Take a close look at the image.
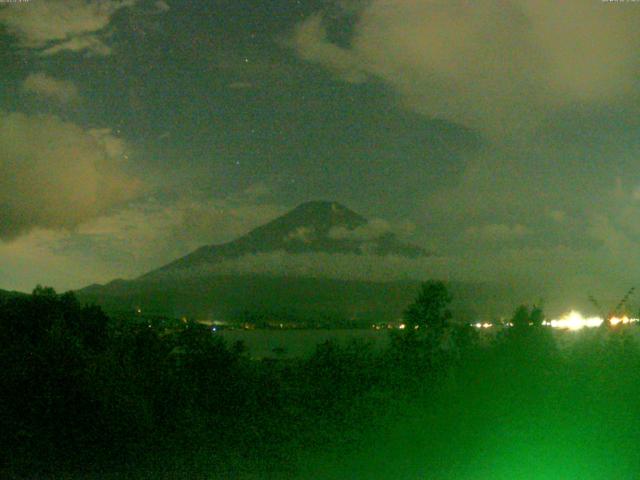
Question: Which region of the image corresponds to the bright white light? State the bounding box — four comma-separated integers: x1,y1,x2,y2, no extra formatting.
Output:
471,310,639,331
610,315,635,326
544,310,638,330
472,322,493,329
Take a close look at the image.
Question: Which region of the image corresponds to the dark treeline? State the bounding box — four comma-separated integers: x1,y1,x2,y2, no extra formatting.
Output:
2,283,640,479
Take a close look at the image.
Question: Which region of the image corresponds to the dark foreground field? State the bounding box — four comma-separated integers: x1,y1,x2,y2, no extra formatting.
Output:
2,288,640,479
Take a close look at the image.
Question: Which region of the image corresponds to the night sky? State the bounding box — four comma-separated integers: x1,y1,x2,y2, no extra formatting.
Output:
1,0,640,312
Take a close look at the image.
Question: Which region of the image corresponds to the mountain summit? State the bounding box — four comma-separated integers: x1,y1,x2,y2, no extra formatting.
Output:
142,201,426,279
78,202,430,322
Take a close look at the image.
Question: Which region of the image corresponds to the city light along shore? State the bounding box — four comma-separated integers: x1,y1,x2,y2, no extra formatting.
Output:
472,311,639,331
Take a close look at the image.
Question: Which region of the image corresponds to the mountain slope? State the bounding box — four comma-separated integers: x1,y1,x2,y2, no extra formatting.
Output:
78,201,432,323
142,200,426,279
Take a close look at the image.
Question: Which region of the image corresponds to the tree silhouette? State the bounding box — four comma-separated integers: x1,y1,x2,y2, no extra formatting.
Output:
510,303,545,330
403,280,452,332
530,304,544,327
511,305,531,330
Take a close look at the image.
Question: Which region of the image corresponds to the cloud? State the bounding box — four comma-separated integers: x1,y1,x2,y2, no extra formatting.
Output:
40,196,287,278
0,111,139,240
285,226,316,243
0,0,135,56
87,127,128,159
0,190,289,291
290,0,640,278
228,81,254,90
290,14,368,84
547,210,567,224
97,228,636,317
151,245,578,293
4,185,638,314
241,181,271,200
40,35,113,56
291,1,640,137
586,183,640,269
153,1,169,13
293,3,640,279
284,227,316,243
328,218,415,241
22,72,80,103
158,250,452,283
174,197,285,245
466,223,530,242
0,228,123,292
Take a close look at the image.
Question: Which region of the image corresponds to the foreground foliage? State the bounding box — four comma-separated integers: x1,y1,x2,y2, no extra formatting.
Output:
2,286,640,479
